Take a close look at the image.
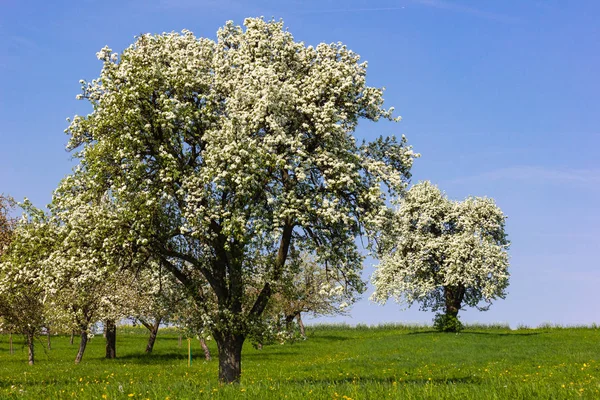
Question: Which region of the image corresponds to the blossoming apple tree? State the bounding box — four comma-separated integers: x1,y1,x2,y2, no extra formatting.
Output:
371,181,510,331
264,252,360,338
0,202,53,365
64,18,417,382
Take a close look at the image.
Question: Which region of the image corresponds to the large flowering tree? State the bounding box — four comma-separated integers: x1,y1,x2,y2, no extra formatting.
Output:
64,18,417,382
371,181,510,331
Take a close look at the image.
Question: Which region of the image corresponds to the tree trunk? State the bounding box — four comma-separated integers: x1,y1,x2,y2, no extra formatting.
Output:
105,319,116,359
70,330,75,345
297,312,306,338
46,327,51,350
199,337,211,361
178,335,182,348
444,285,465,319
26,332,34,365
285,313,296,331
75,330,88,364
9,333,13,354
143,318,161,353
215,333,244,383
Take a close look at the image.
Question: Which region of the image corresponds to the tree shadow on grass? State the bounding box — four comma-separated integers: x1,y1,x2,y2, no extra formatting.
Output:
244,350,303,360
460,331,542,337
407,331,541,337
112,352,187,364
308,335,351,342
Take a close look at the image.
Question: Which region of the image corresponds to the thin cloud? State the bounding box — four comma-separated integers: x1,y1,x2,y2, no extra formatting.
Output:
290,0,518,23
157,0,242,10
296,6,408,14
413,0,521,23
9,35,37,49
0,36,39,70
449,166,600,186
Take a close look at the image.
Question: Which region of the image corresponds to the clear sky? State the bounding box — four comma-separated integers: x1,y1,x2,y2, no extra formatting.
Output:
1,0,598,328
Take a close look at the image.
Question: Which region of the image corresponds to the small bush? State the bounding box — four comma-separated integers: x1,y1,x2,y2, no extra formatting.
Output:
433,313,464,332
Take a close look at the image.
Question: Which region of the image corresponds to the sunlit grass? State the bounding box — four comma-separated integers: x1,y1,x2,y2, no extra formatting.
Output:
1,324,598,399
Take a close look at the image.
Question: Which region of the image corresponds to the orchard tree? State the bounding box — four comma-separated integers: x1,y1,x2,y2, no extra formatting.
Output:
265,253,359,338
64,18,417,382
121,265,187,353
371,181,510,332
0,203,53,365
48,173,143,362
0,194,16,349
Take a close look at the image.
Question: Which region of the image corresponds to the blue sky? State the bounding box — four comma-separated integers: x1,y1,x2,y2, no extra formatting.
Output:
1,0,598,327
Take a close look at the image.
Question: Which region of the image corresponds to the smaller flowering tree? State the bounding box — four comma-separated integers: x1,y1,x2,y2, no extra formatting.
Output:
263,252,360,338
120,265,187,353
47,173,140,363
371,181,510,332
0,202,53,364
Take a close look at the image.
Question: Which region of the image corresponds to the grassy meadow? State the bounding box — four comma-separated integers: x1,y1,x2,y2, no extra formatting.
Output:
0,324,598,399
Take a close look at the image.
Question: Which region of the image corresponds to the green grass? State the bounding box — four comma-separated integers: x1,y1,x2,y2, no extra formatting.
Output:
0,324,599,399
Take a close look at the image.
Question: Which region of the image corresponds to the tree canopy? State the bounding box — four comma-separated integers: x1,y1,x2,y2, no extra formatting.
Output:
371,181,510,331
61,18,417,382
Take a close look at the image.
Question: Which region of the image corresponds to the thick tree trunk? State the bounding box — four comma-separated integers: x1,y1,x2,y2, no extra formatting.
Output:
199,337,211,361
142,318,161,353
105,319,116,359
26,332,34,365
297,312,306,338
9,333,13,354
75,330,88,364
444,285,465,319
70,330,75,345
215,333,244,383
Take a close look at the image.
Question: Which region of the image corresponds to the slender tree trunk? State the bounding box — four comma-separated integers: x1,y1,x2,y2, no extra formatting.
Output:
199,337,211,361
285,313,296,331
70,330,75,345
75,330,88,364
26,331,34,365
9,333,13,354
297,312,306,338
105,319,116,359
178,335,182,348
215,333,245,383
143,318,161,353
46,327,51,350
